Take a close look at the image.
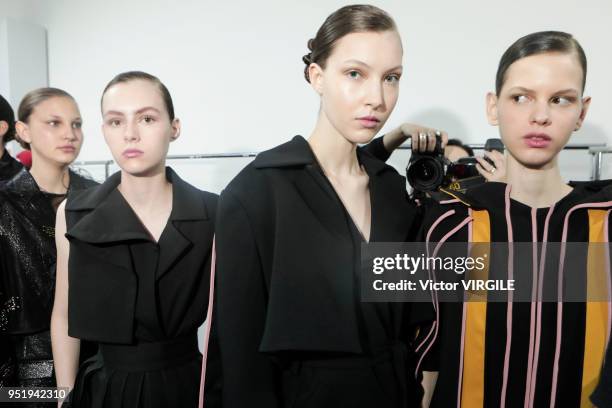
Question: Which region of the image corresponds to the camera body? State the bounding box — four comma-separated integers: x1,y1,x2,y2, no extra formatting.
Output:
406,141,450,192
406,138,504,192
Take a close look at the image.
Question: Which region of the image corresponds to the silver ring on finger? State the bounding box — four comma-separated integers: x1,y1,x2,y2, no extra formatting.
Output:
419,132,426,148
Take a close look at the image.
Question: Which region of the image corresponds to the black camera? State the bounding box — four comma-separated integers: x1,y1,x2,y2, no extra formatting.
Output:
406,138,504,192
406,136,449,192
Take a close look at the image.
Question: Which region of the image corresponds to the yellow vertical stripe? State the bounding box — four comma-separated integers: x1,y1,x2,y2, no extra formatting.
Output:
581,210,609,407
461,209,490,408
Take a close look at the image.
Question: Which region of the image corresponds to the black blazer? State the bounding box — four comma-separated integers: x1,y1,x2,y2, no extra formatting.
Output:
64,168,217,344
215,136,428,406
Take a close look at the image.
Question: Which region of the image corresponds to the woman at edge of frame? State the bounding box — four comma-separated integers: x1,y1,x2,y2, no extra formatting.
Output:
373,31,612,407
0,88,97,407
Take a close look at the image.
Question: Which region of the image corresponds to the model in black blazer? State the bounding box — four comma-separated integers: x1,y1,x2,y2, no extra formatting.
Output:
215,136,432,407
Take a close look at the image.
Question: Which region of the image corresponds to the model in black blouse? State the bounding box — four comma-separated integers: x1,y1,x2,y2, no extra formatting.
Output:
52,72,220,408
214,5,441,408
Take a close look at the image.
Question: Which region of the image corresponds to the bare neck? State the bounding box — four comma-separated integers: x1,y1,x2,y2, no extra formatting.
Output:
29,156,70,194
505,155,572,208
308,116,362,177
117,168,172,212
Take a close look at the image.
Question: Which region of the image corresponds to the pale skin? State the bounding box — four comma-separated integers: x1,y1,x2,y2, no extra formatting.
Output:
0,121,9,156
7,95,84,407
14,96,83,193
306,30,444,406
51,79,180,405
306,30,441,240
486,52,590,208
421,51,591,408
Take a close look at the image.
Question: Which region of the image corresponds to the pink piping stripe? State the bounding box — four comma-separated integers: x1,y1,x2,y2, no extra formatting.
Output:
416,215,471,365
415,212,471,377
528,205,555,407
524,208,538,408
414,209,455,359
605,211,611,348
500,185,514,408
440,198,461,204
198,238,216,408
426,211,457,310
550,201,612,408
456,212,474,407
414,209,457,381
457,300,468,408
415,209,457,356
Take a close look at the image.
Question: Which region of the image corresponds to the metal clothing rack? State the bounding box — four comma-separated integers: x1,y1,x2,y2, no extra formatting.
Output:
73,143,609,181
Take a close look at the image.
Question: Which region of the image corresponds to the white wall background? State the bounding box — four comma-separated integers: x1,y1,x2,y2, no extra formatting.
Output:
1,0,611,191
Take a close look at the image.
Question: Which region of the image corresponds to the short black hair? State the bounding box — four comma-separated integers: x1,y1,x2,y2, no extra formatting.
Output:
0,94,16,145
495,31,587,95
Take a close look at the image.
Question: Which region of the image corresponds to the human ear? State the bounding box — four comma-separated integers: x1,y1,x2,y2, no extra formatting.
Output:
15,121,31,144
486,92,499,126
170,118,181,142
574,96,591,131
308,63,325,95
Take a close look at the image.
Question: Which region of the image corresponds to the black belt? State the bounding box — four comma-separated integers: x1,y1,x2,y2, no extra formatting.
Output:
99,332,200,372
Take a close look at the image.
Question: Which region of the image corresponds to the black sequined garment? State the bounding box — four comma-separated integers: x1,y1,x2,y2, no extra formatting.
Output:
0,150,23,182
0,168,97,407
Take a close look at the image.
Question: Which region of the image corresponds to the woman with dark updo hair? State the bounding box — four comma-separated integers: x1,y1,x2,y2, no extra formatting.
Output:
214,4,438,407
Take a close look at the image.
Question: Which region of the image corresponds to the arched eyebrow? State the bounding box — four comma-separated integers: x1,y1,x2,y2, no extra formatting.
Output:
553,88,580,96
44,114,82,122
506,86,579,95
343,59,402,72
103,107,161,117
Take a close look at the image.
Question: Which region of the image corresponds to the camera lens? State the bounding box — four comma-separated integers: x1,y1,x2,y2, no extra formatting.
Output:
407,157,445,191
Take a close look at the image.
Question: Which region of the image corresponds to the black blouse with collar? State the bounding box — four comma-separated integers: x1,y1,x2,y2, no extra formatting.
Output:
64,167,217,344
215,136,431,406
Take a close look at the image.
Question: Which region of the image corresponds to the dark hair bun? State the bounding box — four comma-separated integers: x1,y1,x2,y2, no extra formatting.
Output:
301,5,396,84
303,39,315,83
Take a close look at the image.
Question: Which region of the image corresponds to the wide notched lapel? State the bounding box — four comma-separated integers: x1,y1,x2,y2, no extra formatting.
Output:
155,169,210,280
254,135,353,242
66,172,148,271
